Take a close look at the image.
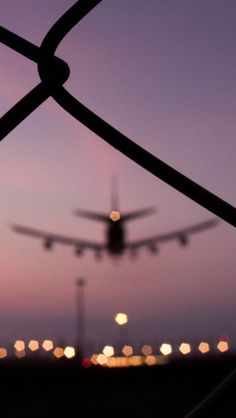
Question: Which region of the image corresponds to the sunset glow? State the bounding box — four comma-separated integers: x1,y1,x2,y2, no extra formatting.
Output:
0,0,235,351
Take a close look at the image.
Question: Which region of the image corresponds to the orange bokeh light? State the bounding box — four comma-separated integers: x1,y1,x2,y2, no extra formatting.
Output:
53,347,64,359
42,339,54,351
198,342,210,354
0,348,7,359
141,345,152,356
14,340,25,351
28,340,39,351
179,343,191,355
122,345,133,356
217,341,229,352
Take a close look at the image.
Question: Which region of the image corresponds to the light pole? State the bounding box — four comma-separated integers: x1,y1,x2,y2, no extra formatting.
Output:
114,312,128,354
75,278,87,357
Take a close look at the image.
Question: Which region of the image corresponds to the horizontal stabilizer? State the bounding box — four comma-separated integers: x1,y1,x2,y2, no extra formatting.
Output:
73,209,108,222
121,207,156,222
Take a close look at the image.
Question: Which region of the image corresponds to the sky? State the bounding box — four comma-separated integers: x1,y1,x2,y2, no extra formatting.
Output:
0,0,235,353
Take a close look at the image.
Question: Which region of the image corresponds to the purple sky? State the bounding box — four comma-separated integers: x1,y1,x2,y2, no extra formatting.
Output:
0,0,235,351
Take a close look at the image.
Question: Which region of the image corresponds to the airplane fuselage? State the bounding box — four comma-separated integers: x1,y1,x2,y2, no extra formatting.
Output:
106,219,125,255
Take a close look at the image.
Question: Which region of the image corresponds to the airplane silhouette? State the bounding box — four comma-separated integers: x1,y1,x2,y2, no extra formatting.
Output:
11,191,219,260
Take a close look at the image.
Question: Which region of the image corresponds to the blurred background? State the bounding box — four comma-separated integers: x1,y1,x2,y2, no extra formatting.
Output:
0,0,235,359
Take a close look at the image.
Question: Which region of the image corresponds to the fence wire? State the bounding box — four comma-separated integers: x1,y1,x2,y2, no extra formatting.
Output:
0,0,235,227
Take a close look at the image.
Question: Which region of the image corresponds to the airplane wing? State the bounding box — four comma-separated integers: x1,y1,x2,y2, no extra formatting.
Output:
11,224,105,258
126,218,219,254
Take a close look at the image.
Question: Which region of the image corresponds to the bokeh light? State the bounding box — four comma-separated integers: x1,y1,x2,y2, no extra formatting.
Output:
198,342,210,354
14,340,25,351
145,355,156,366
96,354,108,366
179,343,191,355
109,210,121,222
160,343,172,356
217,341,229,353
128,356,143,367
114,313,128,325
0,348,7,359
82,358,92,368
102,345,115,357
53,347,64,359
15,350,26,358
141,344,152,356
90,354,99,365
122,345,133,356
42,340,54,351
28,340,39,351
64,346,76,359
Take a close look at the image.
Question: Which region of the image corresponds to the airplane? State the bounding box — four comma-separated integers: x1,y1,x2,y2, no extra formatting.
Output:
11,195,219,260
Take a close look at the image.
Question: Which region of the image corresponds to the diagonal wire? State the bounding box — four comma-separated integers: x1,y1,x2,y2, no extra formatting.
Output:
38,0,236,227
0,0,235,227
54,89,236,227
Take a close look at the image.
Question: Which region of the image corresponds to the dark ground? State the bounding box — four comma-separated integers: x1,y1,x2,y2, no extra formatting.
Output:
0,354,236,418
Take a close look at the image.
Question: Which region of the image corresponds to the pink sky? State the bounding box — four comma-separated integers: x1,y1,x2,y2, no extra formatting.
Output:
0,0,235,351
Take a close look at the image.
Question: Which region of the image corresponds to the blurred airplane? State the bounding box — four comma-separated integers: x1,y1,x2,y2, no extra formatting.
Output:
11,197,218,260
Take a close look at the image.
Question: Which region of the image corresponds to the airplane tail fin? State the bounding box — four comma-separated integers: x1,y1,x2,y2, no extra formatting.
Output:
111,174,119,210
74,176,156,223
73,175,120,223
110,175,156,222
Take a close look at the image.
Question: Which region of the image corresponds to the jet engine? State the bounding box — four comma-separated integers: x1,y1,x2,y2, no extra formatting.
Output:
178,235,189,246
44,238,53,250
75,245,84,256
148,242,158,254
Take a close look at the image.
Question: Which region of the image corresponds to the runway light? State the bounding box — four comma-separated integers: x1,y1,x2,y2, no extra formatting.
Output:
115,313,128,325
14,340,25,351
122,345,133,356
217,341,229,353
53,347,64,359
97,354,108,366
107,357,129,368
0,348,7,359
106,357,116,368
128,356,143,366
28,340,39,351
15,350,26,358
160,343,172,356
141,345,152,356
109,210,121,222
103,345,115,357
91,354,99,365
42,339,53,351
82,358,92,368
198,342,210,354
179,343,191,355
64,346,76,359
145,355,156,366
